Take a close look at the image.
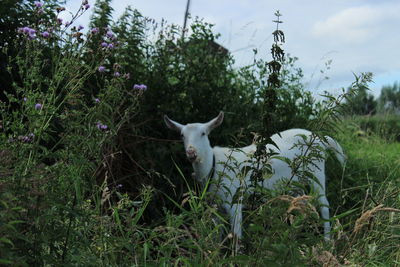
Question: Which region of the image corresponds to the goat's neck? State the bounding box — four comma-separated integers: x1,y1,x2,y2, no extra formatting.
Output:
192,146,214,185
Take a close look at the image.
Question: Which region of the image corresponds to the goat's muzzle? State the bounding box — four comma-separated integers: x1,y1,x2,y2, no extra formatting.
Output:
186,147,197,162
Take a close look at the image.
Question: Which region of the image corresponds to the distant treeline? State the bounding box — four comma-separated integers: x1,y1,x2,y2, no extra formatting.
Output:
346,81,400,115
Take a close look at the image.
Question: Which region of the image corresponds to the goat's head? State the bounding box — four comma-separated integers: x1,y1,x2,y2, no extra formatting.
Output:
164,112,224,163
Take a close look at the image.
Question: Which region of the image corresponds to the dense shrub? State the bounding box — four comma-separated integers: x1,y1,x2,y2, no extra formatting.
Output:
0,2,142,264
1,1,399,266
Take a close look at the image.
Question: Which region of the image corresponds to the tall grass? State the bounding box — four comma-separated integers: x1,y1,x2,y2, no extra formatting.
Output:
0,1,399,266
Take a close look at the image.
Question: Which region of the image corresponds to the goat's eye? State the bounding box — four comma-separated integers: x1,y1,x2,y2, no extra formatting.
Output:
201,132,205,136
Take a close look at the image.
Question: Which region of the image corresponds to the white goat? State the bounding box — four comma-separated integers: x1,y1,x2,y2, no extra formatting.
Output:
164,111,345,240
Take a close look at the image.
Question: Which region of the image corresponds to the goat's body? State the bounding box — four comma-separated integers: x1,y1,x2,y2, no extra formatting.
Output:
164,113,345,241
196,129,345,239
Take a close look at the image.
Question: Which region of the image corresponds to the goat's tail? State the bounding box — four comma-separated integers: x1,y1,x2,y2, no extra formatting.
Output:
324,136,346,166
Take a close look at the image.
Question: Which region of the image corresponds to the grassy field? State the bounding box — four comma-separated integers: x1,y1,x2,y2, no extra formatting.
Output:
1,1,399,263
1,113,400,265
327,120,400,266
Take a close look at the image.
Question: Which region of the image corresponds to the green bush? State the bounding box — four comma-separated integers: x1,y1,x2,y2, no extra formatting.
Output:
0,2,142,264
1,1,399,266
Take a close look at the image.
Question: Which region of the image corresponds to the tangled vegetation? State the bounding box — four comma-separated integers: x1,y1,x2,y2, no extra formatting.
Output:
0,1,399,266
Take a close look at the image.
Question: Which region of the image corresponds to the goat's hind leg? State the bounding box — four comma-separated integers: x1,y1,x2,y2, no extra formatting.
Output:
318,194,331,241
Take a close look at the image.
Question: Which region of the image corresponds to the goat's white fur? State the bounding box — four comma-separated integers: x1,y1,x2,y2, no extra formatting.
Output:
164,111,345,240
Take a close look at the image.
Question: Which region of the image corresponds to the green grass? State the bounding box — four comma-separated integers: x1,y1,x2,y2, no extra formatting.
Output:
1,0,399,264
2,116,399,266
327,120,400,266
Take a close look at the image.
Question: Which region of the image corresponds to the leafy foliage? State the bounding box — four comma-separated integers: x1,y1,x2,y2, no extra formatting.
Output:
344,73,376,115
0,1,399,266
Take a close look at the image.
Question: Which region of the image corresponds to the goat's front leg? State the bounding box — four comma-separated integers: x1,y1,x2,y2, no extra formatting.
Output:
223,203,243,239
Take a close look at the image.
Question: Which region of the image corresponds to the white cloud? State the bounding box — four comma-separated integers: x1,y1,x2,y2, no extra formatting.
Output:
312,6,385,44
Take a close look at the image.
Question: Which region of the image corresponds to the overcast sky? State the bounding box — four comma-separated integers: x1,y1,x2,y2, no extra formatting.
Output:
64,0,400,98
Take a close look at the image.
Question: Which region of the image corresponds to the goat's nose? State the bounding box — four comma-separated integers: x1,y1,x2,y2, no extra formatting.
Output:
186,147,197,162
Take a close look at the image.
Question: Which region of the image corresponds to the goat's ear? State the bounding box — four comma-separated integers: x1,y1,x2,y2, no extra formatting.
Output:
164,115,184,132
206,111,224,134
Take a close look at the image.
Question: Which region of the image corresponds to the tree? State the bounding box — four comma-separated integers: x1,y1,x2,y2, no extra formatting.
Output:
345,81,377,115
377,82,400,114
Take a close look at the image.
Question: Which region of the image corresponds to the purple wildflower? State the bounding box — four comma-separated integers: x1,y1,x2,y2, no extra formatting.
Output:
23,27,31,33
91,27,99,34
113,71,120,77
84,4,90,9
116,184,123,189
64,21,71,27
34,1,43,8
20,133,35,143
107,43,114,49
78,25,84,31
106,30,114,39
98,66,106,72
133,84,147,91
23,97,27,102
19,27,37,40
35,103,42,110
94,98,100,103
41,31,50,38
101,42,108,48
96,122,108,131
57,18,63,25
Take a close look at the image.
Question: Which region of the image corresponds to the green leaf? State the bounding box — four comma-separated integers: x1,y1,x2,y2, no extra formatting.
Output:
0,237,14,247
